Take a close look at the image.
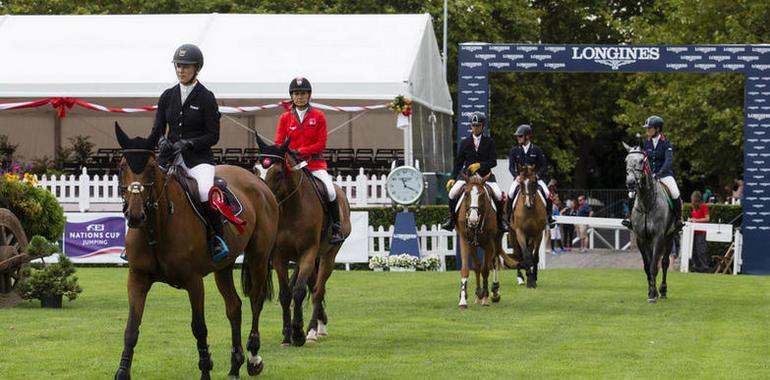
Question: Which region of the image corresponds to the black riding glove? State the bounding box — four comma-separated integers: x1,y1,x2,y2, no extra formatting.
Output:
172,139,194,154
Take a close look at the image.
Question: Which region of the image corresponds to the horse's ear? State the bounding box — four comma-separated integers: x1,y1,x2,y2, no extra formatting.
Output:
115,122,130,149
482,173,491,183
622,141,632,152
255,134,267,149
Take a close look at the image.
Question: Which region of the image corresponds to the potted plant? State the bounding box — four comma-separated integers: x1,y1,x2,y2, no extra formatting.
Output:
368,255,388,271
387,254,419,272
19,236,82,308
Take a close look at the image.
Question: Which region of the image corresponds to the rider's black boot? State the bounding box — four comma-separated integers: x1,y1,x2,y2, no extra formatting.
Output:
441,198,457,231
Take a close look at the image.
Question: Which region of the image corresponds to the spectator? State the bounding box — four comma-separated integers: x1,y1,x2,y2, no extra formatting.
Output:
689,190,710,272
576,195,593,253
561,199,577,252
550,194,564,254
731,178,744,205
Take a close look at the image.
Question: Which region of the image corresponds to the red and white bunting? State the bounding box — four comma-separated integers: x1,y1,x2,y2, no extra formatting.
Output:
0,97,391,118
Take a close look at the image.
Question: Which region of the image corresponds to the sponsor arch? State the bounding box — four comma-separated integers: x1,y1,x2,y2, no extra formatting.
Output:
457,43,770,274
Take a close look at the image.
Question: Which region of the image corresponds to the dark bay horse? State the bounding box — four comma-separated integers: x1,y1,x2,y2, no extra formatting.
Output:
507,165,547,288
455,174,517,309
255,136,351,346
114,124,278,380
624,142,676,303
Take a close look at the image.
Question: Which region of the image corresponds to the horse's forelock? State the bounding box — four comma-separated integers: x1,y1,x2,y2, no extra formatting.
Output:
123,151,154,174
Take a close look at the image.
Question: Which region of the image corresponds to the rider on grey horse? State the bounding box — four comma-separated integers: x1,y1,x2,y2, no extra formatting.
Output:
621,115,684,231
441,112,508,232
505,124,555,228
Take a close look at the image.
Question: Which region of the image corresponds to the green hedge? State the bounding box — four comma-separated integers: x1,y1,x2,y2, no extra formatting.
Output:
352,205,449,229
0,175,65,241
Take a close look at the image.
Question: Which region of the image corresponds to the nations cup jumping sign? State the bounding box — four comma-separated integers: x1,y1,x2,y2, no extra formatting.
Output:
63,213,126,263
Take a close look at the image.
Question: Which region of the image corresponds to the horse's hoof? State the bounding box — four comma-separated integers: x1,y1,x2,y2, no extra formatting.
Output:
517,278,525,286
647,298,657,304
317,322,328,337
474,297,481,304
306,329,318,342
200,371,211,380
491,294,501,303
247,361,264,376
660,294,667,299
115,368,130,380
281,342,291,348
227,369,239,378
458,304,468,310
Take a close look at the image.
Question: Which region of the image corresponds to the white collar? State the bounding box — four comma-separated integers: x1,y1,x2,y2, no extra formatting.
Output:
522,142,531,153
652,135,660,147
179,81,197,92
472,134,482,143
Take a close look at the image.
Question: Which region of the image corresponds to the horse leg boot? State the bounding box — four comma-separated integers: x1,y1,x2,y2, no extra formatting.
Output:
202,202,229,262
622,194,635,230
673,197,684,232
546,197,555,228
327,198,345,244
441,197,458,231
495,198,509,232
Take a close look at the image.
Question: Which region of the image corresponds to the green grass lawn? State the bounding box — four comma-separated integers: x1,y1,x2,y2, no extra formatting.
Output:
2,268,769,379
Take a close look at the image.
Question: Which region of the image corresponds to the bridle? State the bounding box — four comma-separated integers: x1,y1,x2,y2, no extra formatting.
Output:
119,149,171,246
464,179,488,247
626,149,656,214
258,151,308,207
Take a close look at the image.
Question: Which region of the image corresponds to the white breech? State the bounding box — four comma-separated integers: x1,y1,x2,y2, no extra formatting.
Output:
176,155,215,202
311,169,337,201
659,176,680,199
508,178,549,199
449,180,502,201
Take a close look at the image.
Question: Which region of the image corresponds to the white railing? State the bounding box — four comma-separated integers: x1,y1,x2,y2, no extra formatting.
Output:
36,167,391,211
368,224,548,271
679,222,739,274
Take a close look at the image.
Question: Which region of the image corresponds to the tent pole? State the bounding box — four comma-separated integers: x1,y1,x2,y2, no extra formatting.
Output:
248,115,256,148
54,112,62,161
443,0,448,78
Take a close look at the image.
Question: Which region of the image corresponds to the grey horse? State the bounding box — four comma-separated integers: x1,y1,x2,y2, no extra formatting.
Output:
624,142,676,303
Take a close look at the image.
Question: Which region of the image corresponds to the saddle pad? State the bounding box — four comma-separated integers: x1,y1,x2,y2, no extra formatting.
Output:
658,180,674,210
172,167,244,226
512,189,546,211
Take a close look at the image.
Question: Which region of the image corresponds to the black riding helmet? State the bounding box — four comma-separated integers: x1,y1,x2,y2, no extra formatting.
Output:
514,124,533,137
172,44,204,69
643,115,664,132
468,112,486,125
289,77,312,94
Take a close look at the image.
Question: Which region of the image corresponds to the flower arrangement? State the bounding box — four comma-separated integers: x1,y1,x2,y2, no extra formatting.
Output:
369,254,388,270
0,164,64,241
417,255,441,271
388,95,413,116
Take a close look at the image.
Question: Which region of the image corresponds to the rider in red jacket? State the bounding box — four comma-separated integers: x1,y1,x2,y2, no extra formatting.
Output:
275,77,344,244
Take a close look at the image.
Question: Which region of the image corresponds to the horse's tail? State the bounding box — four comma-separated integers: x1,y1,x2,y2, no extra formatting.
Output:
240,253,274,302
498,248,519,268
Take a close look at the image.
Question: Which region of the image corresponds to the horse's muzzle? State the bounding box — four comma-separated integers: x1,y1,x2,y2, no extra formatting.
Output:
126,213,146,228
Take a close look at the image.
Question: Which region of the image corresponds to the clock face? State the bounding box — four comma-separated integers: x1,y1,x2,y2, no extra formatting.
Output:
386,166,424,205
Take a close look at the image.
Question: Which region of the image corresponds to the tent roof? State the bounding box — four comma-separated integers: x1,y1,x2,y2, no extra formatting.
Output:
0,13,452,114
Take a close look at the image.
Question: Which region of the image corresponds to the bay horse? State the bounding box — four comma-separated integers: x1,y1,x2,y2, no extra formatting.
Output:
455,173,517,309
624,142,676,303
114,123,278,380
507,164,547,288
255,135,351,346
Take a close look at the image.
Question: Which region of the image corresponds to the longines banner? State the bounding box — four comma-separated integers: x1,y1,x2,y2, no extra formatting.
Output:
457,43,770,274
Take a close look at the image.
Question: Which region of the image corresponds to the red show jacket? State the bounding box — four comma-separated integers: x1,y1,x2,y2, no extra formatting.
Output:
274,106,328,170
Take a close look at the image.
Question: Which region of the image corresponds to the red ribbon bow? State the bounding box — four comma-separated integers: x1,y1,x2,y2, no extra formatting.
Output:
50,97,76,118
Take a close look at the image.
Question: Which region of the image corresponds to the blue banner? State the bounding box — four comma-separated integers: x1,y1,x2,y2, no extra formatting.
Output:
457,43,770,274
389,212,420,258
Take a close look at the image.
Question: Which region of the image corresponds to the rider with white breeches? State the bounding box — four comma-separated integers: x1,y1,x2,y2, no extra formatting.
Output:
621,115,683,231
506,124,555,227
148,43,228,261
275,77,344,244
441,112,508,232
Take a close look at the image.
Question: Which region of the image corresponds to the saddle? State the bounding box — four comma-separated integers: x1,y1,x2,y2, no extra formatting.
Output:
171,165,245,232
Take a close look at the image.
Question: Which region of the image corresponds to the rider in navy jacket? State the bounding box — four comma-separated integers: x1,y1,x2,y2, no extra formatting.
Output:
622,115,683,231
506,124,554,227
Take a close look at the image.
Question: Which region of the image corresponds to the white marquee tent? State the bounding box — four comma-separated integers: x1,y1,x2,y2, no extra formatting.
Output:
0,13,453,172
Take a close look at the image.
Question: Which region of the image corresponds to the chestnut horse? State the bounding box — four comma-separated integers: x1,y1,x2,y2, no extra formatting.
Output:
455,174,517,309
255,136,351,346
114,124,278,380
507,165,547,289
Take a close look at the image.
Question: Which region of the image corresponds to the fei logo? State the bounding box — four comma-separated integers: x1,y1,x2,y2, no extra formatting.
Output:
86,224,105,232
571,46,660,70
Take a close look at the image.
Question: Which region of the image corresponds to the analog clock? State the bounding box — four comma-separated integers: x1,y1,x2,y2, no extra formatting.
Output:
386,166,424,205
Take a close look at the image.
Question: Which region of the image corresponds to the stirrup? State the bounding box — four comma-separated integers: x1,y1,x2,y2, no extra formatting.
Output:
211,235,229,262
441,218,455,231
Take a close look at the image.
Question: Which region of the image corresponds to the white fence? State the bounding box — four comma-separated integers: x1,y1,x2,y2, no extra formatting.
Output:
36,167,391,211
